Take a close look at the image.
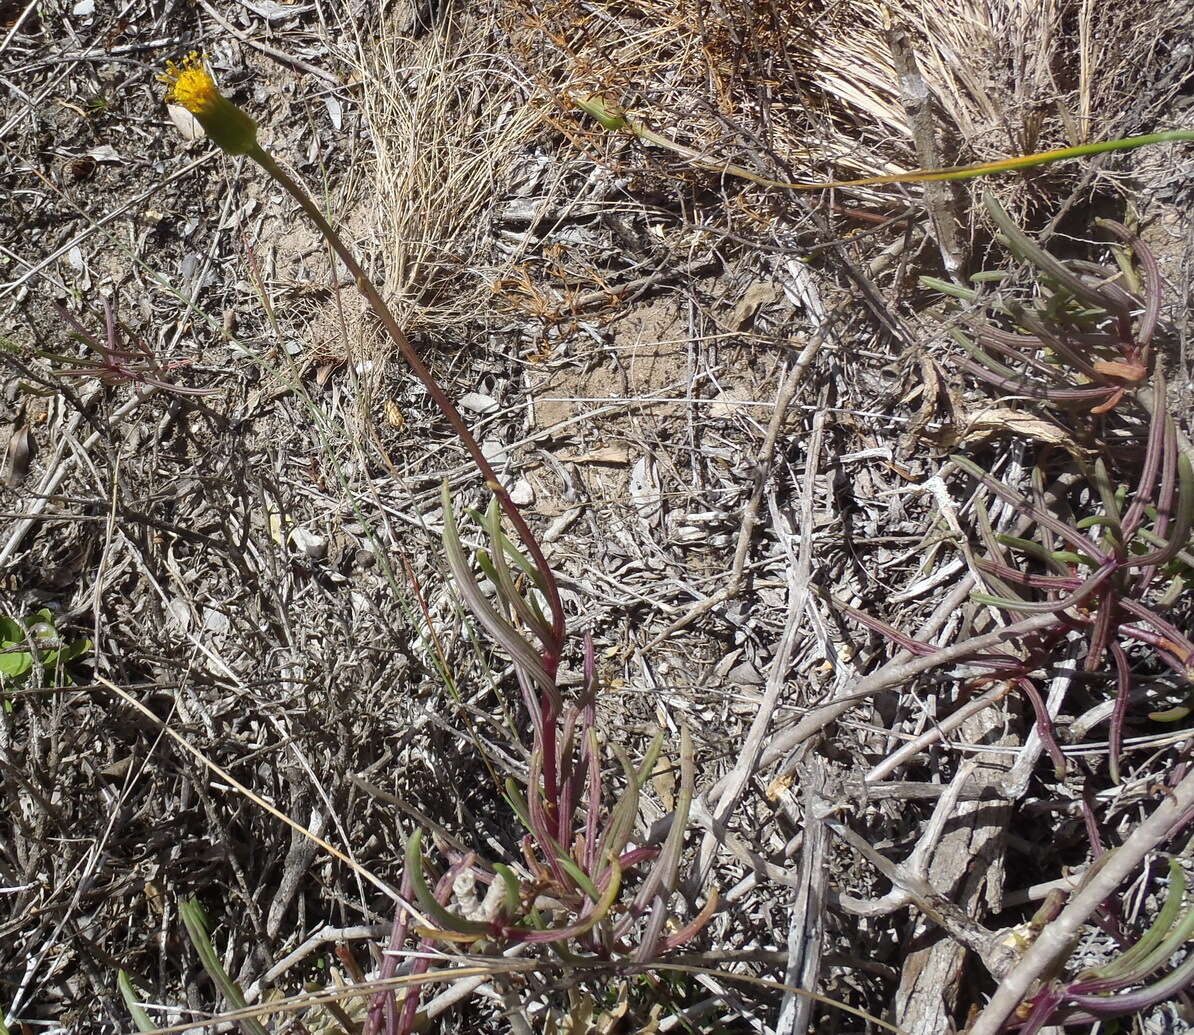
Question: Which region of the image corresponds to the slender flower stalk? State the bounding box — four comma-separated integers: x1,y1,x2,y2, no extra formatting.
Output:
160,54,566,669
574,95,1194,191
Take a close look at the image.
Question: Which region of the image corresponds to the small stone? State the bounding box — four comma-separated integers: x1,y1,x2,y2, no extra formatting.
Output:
459,392,500,414
481,440,508,465
510,477,534,505
202,608,229,635
290,527,327,560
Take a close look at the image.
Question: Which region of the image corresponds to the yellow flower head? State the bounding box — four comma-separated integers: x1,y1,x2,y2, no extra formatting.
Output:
159,52,258,156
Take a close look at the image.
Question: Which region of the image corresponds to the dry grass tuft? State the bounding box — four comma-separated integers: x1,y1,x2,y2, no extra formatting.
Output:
350,2,544,357
500,0,1185,205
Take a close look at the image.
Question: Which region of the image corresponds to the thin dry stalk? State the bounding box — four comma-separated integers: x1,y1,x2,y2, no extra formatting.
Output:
968,766,1194,1034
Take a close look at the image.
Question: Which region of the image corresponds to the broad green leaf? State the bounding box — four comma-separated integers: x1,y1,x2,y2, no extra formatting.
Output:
0,654,31,679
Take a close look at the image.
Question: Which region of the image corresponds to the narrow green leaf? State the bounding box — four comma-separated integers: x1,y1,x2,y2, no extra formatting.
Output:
951,329,1022,380
595,748,641,866
994,534,1077,577
504,778,533,832
483,498,554,650
630,725,696,957
179,899,269,1035
555,855,601,903
1134,529,1194,572
1150,704,1192,722
635,729,666,790
1093,860,1186,981
954,455,1103,559
1126,874,1194,981
1048,551,1090,566
441,482,558,705
1090,459,1124,544
1077,516,1122,532
985,194,1115,312
975,503,1025,603
117,971,155,1032
921,276,979,302
1158,574,1187,608
405,830,489,937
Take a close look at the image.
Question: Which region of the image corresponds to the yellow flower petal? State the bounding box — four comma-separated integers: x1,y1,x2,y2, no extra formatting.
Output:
159,52,258,156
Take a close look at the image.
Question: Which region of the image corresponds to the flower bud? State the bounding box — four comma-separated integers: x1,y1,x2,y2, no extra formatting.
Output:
159,53,258,156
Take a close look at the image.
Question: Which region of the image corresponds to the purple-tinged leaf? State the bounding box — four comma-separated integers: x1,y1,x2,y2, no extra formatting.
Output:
1083,588,1116,672
952,455,1108,562
974,563,1115,616
365,870,414,1035
405,830,489,938
1118,375,1167,544
1013,305,1103,380
526,749,569,888
1107,642,1132,784
826,592,940,655
1015,988,1068,1035
1067,950,1194,1017
965,325,1074,385
662,886,720,950
1124,452,1193,570
1017,676,1067,775
617,846,659,870
584,727,601,874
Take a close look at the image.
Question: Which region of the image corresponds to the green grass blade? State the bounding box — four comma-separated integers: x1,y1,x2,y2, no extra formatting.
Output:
405,830,489,937
117,971,155,1032
179,899,269,1035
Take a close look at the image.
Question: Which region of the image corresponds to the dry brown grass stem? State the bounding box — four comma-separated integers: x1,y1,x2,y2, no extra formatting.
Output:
351,5,543,355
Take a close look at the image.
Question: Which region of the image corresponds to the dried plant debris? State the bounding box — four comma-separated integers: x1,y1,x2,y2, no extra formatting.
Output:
1,1,1193,1034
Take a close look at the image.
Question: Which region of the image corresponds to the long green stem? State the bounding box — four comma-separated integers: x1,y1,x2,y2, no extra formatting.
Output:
249,145,565,666
576,98,1194,191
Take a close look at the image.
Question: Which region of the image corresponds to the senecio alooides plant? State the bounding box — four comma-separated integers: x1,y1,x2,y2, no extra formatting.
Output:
145,52,716,1033
127,52,1194,1035
921,195,1194,777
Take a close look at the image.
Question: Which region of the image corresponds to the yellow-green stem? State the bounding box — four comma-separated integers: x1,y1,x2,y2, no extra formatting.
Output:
576,98,1194,191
